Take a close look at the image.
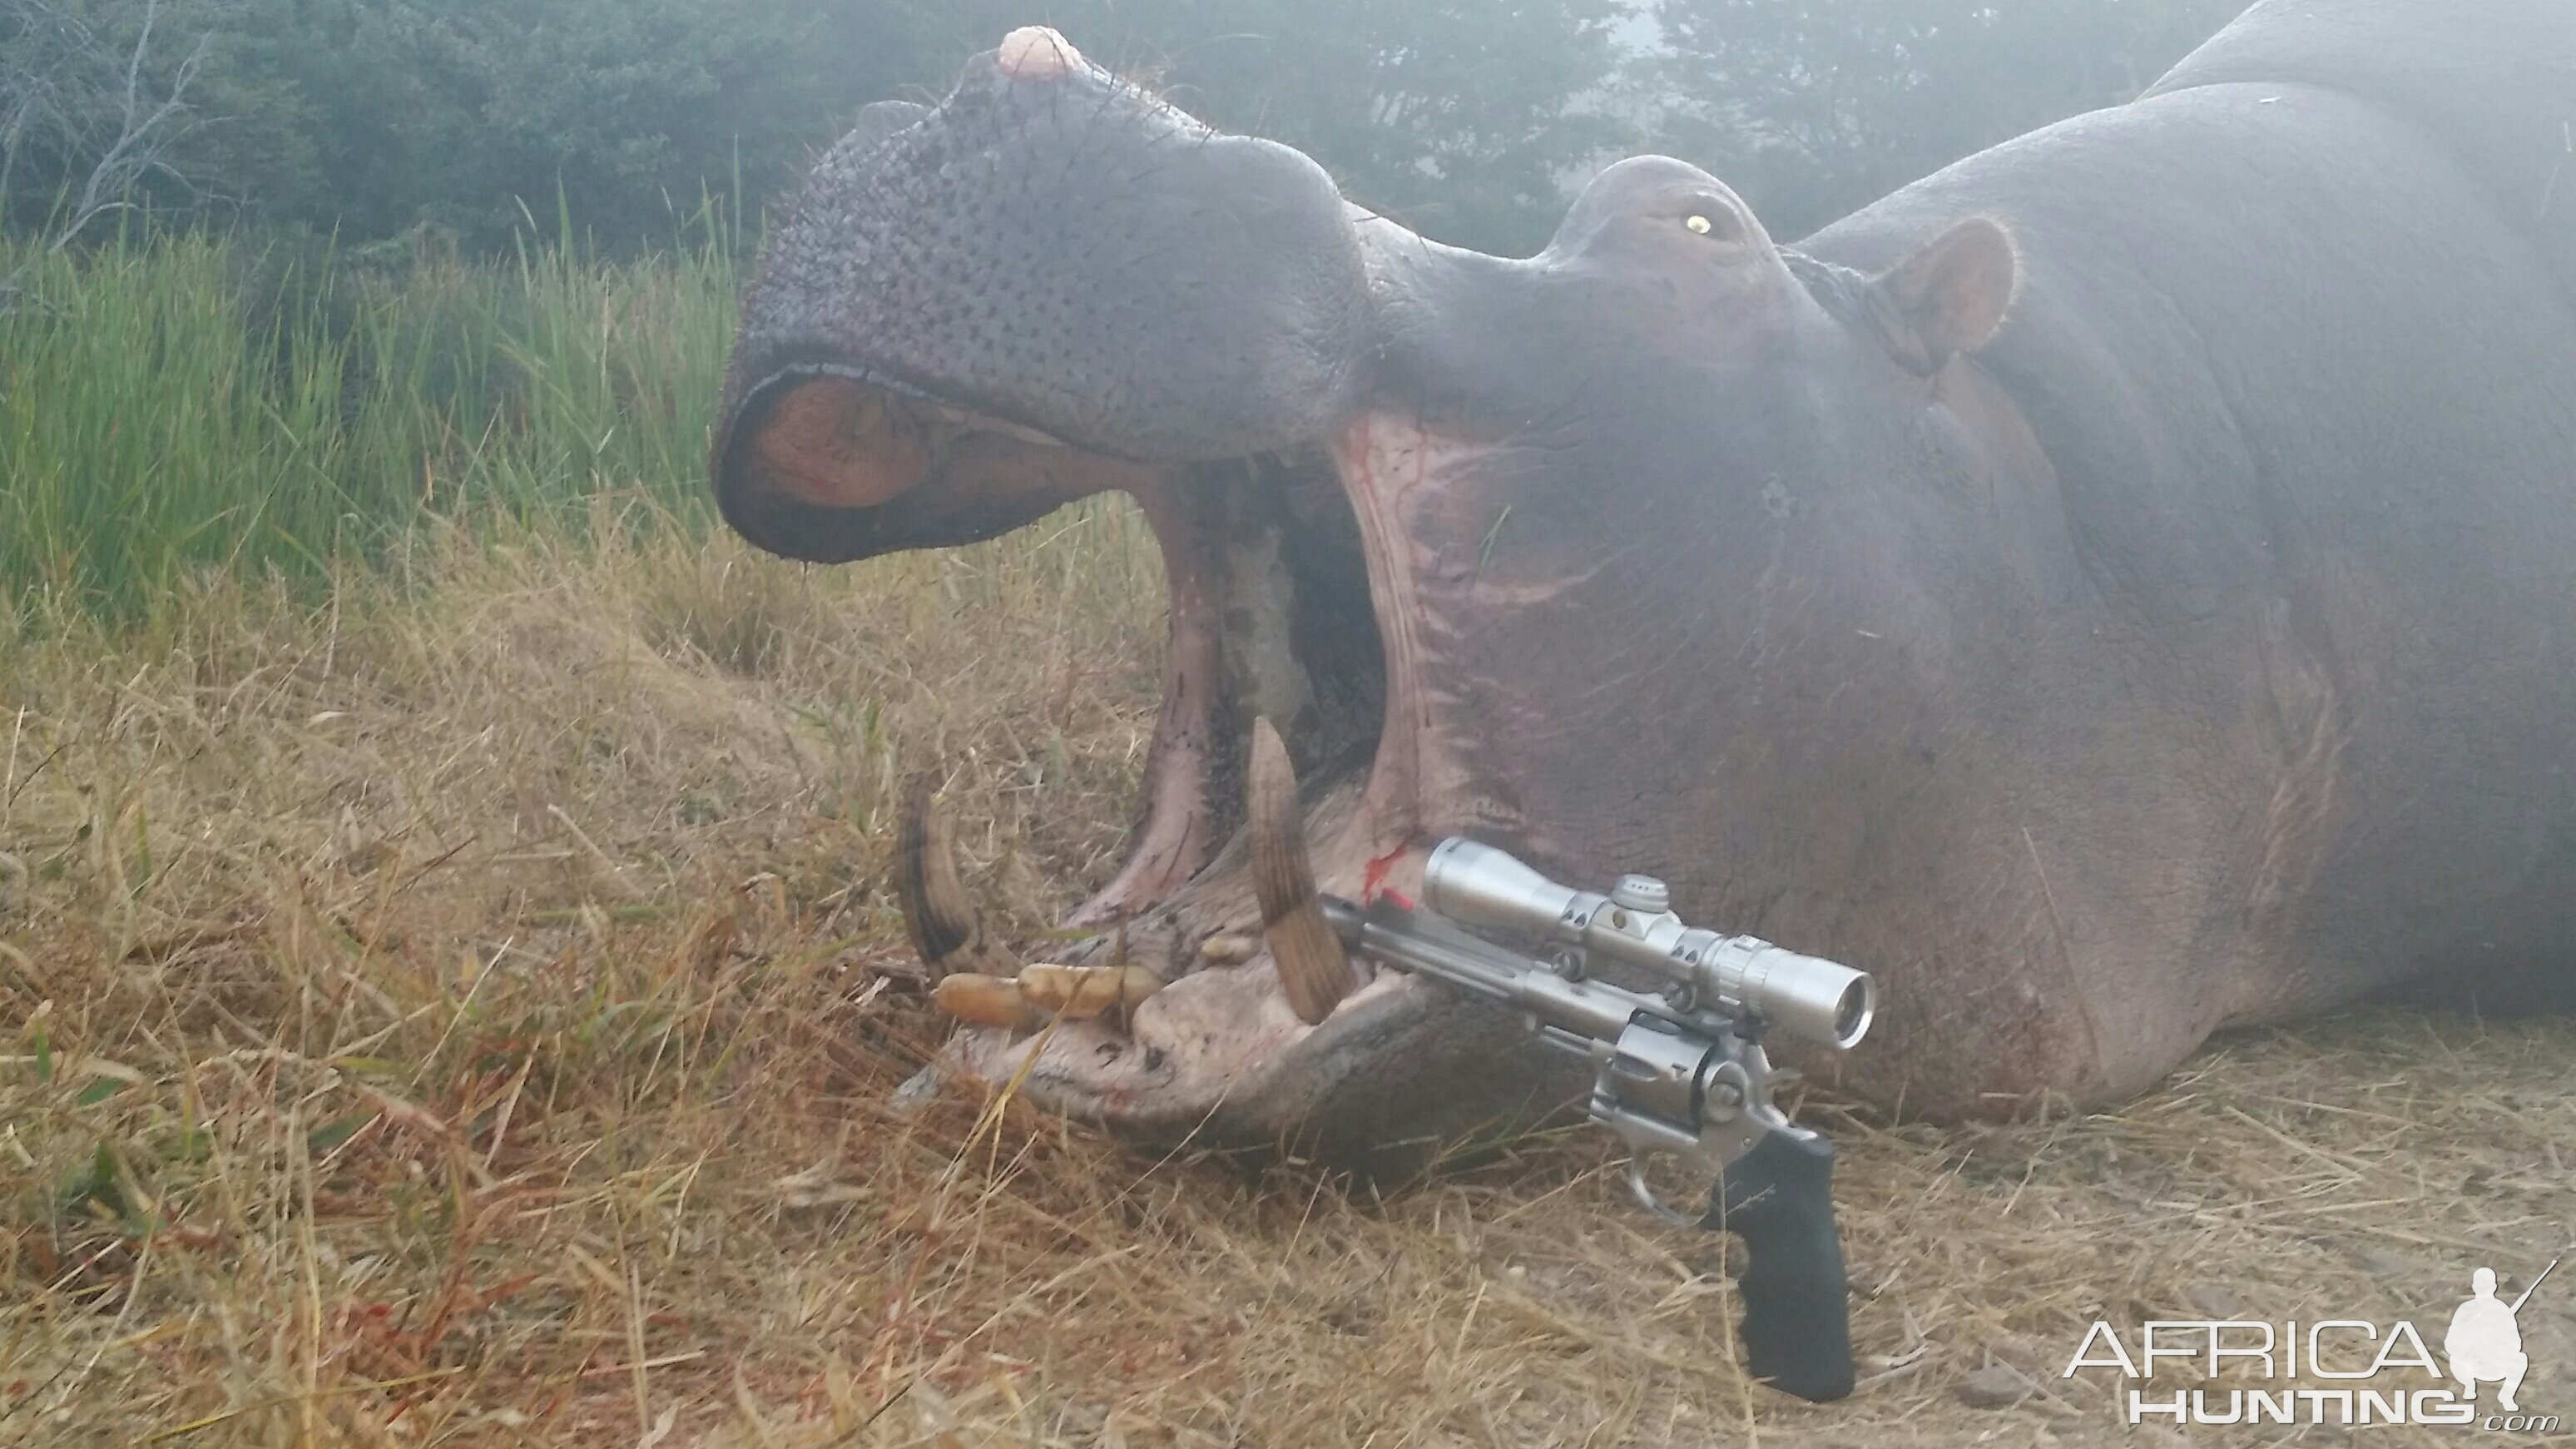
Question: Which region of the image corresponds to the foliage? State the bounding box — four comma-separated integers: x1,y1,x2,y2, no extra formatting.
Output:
0,0,229,248
2,444,2564,1446
0,224,737,616
205,0,939,251
0,0,2259,258
917,0,1640,256
1648,0,2248,238
179,0,1637,258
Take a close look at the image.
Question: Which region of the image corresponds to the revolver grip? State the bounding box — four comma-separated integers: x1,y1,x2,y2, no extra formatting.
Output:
1702,1129,1855,1402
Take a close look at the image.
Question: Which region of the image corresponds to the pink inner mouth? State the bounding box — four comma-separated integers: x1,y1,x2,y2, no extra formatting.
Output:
1064,481,1235,925
1069,410,1507,927
1338,411,1524,861
943,411,1516,1124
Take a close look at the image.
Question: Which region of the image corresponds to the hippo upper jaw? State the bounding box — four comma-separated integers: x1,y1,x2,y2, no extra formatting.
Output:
711,357,1176,565
711,27,1373,565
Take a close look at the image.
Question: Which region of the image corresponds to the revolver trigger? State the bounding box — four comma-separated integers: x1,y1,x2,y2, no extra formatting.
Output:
1625,1154,1703,1230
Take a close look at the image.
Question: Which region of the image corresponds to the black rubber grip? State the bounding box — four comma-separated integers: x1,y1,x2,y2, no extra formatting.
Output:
1702,1129,1855,1402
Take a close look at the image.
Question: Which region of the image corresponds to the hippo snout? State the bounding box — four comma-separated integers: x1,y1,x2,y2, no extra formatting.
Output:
711,27,1374,564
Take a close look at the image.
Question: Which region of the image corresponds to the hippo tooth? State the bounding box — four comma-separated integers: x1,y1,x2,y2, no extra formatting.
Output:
895,774,1020,980
1017,963,1162,1018
931,973,1042,1031
1247,717,1358,1025
995,27,1080,80
1197,933,1259,965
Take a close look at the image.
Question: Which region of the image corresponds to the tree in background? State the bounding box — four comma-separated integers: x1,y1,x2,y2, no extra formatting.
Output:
6,0,1638,259
211,0,940,251
0,0,2255,261
1649,0,2246,239
0,0,230,251
919,0,1637,256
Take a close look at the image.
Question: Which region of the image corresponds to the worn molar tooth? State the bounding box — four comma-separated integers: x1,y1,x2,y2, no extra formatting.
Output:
896,774,1020,980
1197,933,1259,966
1018,963,1162,1018
931,973,1043,1030
996,26,1080,80
1249,716,1358,1025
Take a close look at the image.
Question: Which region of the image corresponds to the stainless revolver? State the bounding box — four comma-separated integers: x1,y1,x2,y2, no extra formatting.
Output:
1320,837,1876,1402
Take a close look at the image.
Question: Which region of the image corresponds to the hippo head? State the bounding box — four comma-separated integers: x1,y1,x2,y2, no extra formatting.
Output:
716,30,2046,1169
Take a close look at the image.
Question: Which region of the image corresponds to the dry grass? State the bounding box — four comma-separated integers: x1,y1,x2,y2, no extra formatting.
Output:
3,508,2572,1447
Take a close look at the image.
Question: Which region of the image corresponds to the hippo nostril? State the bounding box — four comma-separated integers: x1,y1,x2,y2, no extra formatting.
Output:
996,27,1081,81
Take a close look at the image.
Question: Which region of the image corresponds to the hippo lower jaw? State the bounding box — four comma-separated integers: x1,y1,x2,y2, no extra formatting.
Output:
710,338,1507,1163
942,952,1440,1151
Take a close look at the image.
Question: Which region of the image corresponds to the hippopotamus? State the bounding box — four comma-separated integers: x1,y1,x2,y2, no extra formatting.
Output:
711,3,2576,1168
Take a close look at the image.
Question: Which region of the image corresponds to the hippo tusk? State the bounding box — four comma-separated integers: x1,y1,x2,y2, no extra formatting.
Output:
896,774,1019,980
1197,932,1259,965
1248,717,1358,1025
932,973,1043,1031
1018,962,1163,1017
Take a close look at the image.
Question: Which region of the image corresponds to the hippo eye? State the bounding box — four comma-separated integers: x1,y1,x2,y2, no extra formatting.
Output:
1685,214,1713,236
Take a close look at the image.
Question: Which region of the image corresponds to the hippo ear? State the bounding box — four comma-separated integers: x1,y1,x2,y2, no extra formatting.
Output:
1868,216,2019,375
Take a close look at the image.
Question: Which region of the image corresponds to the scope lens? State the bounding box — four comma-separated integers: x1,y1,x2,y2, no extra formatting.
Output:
1832,977,1874,1048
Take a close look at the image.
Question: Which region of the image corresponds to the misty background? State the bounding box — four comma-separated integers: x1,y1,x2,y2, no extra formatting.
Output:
7,0,2247,261
0,0,2248,612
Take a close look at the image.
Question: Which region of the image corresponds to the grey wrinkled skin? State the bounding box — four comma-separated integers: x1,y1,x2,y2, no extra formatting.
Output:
714,54,1370,563
712,3,2576,1171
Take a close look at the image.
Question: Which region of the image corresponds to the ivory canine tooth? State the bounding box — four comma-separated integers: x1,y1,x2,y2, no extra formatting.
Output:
1248,717,1358,1025
1197,933,1258,965
931,973,1043,1030
1017,963,1162,1017
895,774,1020,980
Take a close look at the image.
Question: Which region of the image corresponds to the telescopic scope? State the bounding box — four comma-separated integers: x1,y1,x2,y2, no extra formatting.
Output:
1421,837,1875,1050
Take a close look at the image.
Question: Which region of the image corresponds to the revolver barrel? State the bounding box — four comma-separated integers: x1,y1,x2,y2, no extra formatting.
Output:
1318,896,1638,1047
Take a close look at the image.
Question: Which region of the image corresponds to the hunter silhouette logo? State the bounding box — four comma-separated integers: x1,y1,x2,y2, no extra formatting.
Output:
2447,1261,2554,1412
2061,1258,2562,1430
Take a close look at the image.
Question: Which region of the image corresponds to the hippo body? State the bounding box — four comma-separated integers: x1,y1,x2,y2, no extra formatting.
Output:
714,2,2576,1158
1799,13,2576,1064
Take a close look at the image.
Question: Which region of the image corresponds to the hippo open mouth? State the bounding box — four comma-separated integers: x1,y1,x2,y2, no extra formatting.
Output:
718,342,1558,1172
710,31,1579,1164
713,12,2576,1160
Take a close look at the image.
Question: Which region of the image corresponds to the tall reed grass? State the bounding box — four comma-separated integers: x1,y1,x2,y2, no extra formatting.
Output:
1,226,739,618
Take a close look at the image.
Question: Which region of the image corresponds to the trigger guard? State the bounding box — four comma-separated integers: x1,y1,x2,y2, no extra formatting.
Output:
1626,1156,1702,1229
